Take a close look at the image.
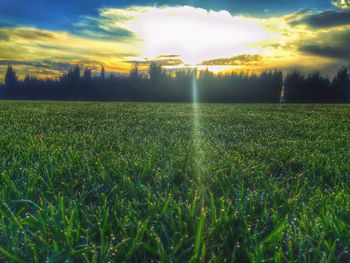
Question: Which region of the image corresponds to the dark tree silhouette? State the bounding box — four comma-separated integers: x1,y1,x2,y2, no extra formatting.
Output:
130,64,140,80
284,70,305,102
5,65,18,91
332,67,350,102
149,62,163,82
1,63,350,103
100,65,105,80
83,68,92,81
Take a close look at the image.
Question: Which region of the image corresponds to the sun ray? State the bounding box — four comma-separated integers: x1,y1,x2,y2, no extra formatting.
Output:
192,69,203,187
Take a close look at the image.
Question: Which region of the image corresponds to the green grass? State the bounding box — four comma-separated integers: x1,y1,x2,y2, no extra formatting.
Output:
0,101,349,262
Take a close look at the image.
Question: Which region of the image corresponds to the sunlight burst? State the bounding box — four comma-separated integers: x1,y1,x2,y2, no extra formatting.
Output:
109,6,277,65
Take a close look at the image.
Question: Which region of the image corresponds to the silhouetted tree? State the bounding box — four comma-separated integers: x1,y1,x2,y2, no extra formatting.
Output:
305,72,332,102
5,65,18,91
149,62,163,82
100,65,105,80
284,70,305,102
83,68,92,81
67,66,80,84
2,64,350,103
199,68,214,79
285,70,333,102
130,64,140,80
332,67,350,102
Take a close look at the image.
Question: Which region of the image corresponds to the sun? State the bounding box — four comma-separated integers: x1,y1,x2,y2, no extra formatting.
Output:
122,6,278,65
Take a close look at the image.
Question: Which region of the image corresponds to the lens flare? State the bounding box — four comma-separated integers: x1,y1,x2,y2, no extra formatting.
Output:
192,70,203,183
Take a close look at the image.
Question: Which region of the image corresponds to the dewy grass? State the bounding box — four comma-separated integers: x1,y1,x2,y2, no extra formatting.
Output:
0,101,349,262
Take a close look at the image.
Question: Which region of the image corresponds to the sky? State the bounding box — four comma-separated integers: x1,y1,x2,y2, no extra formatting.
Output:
0,0,350,80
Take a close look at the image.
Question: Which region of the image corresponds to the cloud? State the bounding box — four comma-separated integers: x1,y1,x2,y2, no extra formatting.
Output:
1,5,350,80
0,60,77,71
0,26,139,73
0,27,57,42
299,29,350,59
74,16,134,40
0,25,142,82
333,0,350,9
95,6,277,64
300,45,350,59
126,55,184,67
290,10,350,28
200,54,263,66
0,33,9,41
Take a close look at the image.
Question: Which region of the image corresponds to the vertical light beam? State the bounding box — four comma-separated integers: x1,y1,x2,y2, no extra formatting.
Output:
192,69,202,184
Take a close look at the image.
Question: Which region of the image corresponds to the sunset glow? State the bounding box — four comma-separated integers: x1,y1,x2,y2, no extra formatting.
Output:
0,1,349,80
122,6,277,64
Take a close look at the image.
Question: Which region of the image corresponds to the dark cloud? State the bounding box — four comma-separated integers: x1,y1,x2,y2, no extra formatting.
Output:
300,45,350,59
0,60,76,71
0,27,57,41
299,30,350,59
0,30,11,42
290,10,350,28
127,55,183,67
200,54,263,66
0,28,57,41
0,33,10,41
16,30,57,40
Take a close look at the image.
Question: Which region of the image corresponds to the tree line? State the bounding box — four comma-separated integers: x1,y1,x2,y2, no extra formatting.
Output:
1,63,349,102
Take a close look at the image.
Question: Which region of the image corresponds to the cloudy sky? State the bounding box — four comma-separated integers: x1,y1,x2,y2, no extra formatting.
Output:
0,0,349,80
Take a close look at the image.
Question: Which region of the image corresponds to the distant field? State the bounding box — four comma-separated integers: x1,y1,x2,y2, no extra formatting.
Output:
0,101,349,262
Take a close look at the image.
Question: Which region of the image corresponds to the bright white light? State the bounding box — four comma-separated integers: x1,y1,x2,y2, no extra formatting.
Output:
100,6,277,65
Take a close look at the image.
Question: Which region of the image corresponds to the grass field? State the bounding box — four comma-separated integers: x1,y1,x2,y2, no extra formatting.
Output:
0,101,349,262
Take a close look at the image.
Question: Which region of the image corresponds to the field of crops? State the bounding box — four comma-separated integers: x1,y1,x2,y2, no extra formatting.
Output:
0,101,349,262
